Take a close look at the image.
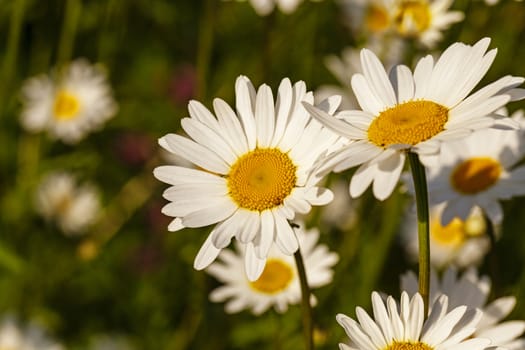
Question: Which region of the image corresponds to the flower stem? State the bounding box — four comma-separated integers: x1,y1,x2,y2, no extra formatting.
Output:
57,0,82,69
407,152,430,316
294,248,313,350
195,0,215,100
0,0,26,118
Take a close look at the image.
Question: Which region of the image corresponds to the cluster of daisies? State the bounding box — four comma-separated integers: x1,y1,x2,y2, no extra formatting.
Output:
19,59,118,237
154,36,525,349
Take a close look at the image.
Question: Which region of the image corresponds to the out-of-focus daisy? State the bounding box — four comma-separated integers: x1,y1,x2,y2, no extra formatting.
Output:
227,0,323,16
426,109,525,225
401,203,492,268
205,224,338,314
336,291,489,350
304,38,525,201
154,75,341,280
392,0,464,48
339,0,463,48
339,0,394,36
20,59,118,144
0,316,63,350
35,171,100,236
401,267,525,349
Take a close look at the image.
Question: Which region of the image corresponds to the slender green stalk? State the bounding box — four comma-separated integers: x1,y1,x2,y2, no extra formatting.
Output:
407,152,430,316
0,0,27,118
294,248,313,350
57,0,82,69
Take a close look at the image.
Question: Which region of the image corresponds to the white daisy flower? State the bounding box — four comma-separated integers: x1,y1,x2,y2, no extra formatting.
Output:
401,203,492,268
227,0,323,16
0,316,64,350
426,109,525,225
205,224,338,314
20,59,118,144
339,0,395,36
336,291,489,350
401,267,525,350
392,0,464,48
35,171,100,236
339,0,463,48
154,75,341,281
304,38,525,201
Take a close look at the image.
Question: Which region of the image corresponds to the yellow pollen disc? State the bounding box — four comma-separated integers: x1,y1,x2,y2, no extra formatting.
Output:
227,148,297,212
451,157,501,195
53,90,81,120
250,259,294,294
366,4,390,33
431,216,466,246
367,100,448,148
394,0,432,35
384,341,434,350
464,213,487,237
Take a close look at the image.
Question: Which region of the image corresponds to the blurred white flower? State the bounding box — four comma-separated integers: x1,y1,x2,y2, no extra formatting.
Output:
227,0,324,16
339,0,464,48
20,59,118,144
401,203,492,268
426,109,525,225
401,267,525,349
0,316,63,350
337,291,489,350
205,224,338,314
35,171,100,236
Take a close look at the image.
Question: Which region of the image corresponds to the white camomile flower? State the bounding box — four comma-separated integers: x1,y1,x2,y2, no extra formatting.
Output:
20,59,118,144
401,203,492,268
205,224,338,314
401,267,525,350
0,316,64,350
228,0,323,16
338,0,395,36
304,38,525,201
426,109,525,225
154,75,342,281
35,172,100,236
392,0,464,48
336,291,489,350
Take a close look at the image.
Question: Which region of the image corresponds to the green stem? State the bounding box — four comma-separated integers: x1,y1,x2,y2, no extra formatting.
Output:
57,0,82,69
294,248,313,350
0,0,26,118
407,152,430,316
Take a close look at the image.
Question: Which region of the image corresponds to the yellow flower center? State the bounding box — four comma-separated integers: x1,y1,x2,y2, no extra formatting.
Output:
431,217,466,246
394,0,432,36
431,210,487,245
227,148,297,212
366,4,390,33
250,259,294,294
367,100,448,148
451,157,501,194
384,341,433,350
53,90,81,120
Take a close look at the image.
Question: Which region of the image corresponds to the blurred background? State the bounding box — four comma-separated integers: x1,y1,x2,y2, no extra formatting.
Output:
0,0,525,348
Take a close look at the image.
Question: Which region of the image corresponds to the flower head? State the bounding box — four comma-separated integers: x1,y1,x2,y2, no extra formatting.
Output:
35,171,100,236
425,109,525,225
228,0,322,16
304,38,525,201
20,59,118,144
401,267,525,349
154,75,341,280
337,291,489,350
0,316,63,350
205,224,338,314
401,203,492,268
